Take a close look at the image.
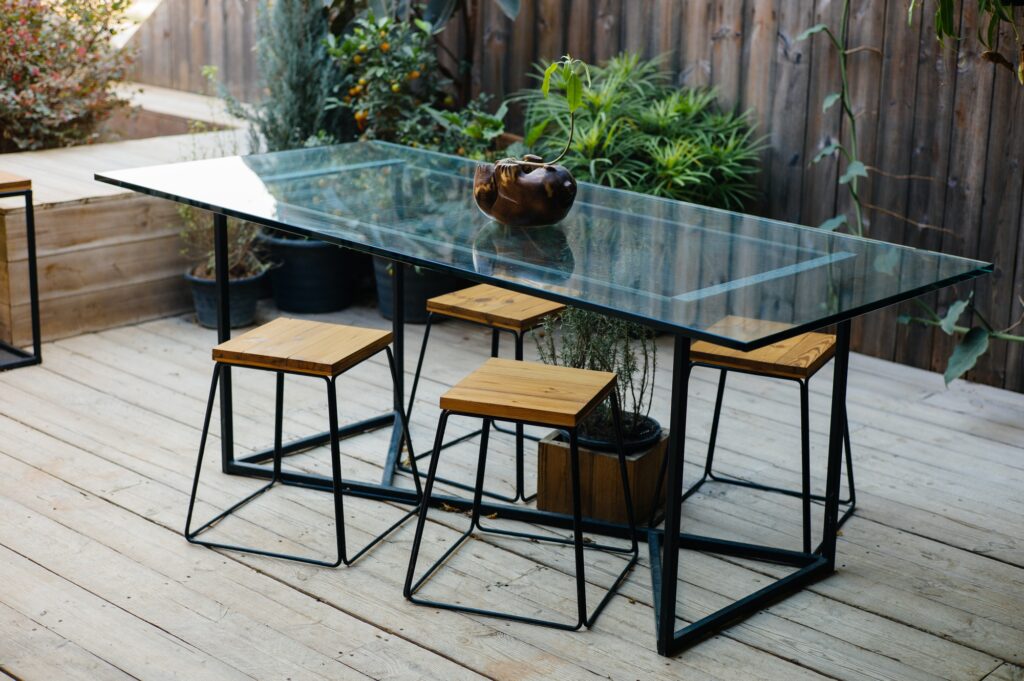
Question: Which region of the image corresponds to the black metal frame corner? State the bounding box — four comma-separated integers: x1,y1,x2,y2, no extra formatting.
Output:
185,346,421,566
0,186,42,371
401,310,541,503
404,392,639,630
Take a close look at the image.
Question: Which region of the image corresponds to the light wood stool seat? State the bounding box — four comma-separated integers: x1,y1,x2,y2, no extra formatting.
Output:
679,316,854,553
441,358,615,427
405,358,638,631
186,318,417,567
406,285,567,503
426,284,566,332
0,171,32,193
213,317,392,377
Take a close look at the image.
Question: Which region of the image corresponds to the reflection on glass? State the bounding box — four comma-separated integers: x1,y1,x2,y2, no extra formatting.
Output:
96,140,991,347
471,222,575,287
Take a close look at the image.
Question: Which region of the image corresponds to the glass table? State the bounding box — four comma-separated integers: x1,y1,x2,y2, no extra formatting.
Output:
96,141,990,656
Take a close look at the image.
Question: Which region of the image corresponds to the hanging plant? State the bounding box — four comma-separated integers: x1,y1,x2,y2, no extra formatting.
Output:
910,0,1024,84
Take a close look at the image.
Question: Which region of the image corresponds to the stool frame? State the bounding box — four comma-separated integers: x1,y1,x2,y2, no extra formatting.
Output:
0,185,42,371
403,311,541,503
185,346,420,567
655,361,855,554
404,392,639,631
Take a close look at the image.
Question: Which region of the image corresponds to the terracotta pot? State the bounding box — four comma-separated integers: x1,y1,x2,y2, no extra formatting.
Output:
473,157,577,227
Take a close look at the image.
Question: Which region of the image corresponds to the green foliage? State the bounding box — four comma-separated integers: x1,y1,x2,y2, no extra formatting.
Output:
211,0,347,152
325,13,506,157
909,0,1024,84
536,308,656,442
400,96,507,158
326,13,448,140
516,53,762,211
0,0,133,152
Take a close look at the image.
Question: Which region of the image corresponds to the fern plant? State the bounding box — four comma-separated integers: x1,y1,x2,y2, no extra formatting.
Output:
514,53,763,211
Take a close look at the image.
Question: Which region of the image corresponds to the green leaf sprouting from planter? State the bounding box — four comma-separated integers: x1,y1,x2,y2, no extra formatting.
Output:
944,326,989,386
940,294,972,335
839,160,867,185
819,214,847,231
822,92,841,112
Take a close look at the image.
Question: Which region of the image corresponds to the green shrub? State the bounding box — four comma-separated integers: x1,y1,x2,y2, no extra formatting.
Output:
0,0,132,152
516,53,762,210
325,13,506,158
212,0,348,152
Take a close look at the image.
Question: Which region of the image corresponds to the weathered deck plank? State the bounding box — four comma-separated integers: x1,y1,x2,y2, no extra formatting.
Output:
0,305,1022,680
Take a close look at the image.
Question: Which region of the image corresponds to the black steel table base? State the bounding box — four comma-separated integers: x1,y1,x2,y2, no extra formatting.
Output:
0,188,41,371
209,210,852,656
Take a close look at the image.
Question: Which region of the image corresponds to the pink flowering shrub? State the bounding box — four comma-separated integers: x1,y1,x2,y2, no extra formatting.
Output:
0,0,132,152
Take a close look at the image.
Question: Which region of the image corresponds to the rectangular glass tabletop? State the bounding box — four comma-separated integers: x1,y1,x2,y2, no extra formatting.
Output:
96,141,991,349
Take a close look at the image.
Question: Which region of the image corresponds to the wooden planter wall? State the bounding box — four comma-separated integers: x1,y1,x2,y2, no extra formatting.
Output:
0,196,190,347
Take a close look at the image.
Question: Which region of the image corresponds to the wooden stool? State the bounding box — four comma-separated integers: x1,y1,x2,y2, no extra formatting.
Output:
185,317,419,566
404,358,638,630
678,316,855,553
404,284,565,503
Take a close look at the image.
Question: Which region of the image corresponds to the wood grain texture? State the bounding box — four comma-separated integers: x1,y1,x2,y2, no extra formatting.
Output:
441,357,616,427
691,316,836,379
536,429,667,523
426,283,565,331
213,317,392,377
0,172,30,193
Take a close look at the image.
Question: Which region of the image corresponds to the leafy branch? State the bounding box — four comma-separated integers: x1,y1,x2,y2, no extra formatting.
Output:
909,0,1024,84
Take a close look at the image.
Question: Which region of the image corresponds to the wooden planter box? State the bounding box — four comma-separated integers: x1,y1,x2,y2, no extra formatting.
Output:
536,429,668,524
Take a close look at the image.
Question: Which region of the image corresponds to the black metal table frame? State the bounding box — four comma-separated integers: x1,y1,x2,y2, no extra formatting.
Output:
207,210,853,657
0,187,42,371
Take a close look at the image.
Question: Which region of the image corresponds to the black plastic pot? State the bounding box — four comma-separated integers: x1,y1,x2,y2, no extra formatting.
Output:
569,414,663,456
185,269,267,329
372,257,468,323
261,232,355,313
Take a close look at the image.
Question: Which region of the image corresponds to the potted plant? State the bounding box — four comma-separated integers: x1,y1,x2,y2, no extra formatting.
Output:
534,307,667,523
180,207,271,329
259,229,359,313
472,55,588,227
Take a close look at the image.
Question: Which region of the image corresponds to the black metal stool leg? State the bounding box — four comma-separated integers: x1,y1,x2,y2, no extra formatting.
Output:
469,419,493,531
799,379,812,554
405,411,461,597
326,377,347,567
704,368,728,482
185,364,223,538
273,372,284,484
567,428,589,629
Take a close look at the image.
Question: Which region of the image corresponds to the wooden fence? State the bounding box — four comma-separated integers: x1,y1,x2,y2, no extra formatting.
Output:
129,0,1024,392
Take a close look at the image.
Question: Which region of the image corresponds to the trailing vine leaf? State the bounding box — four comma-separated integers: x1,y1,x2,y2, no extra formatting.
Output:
944,326,990,385
839,160,867,185
819,214,848,231
940,294,972,334
822,92,841,112
873,249,900,275
813,141,840,164
494,0,520,19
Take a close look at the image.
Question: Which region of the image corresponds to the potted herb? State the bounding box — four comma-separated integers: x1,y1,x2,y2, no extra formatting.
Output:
473,55,589,227
534,307,666,523
180,208,271,329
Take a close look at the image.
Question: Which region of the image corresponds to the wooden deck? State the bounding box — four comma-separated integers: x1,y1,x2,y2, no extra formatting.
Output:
0,303,1021,680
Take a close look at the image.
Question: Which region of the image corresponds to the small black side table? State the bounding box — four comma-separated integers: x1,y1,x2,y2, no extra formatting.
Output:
0,172,41,370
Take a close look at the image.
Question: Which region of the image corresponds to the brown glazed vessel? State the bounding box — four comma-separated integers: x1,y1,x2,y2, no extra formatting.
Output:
473,155,577,227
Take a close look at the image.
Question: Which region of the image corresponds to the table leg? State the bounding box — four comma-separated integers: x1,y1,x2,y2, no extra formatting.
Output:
819,319,851,568
214,212,235,473
655,335,691,654
382,259,405,486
